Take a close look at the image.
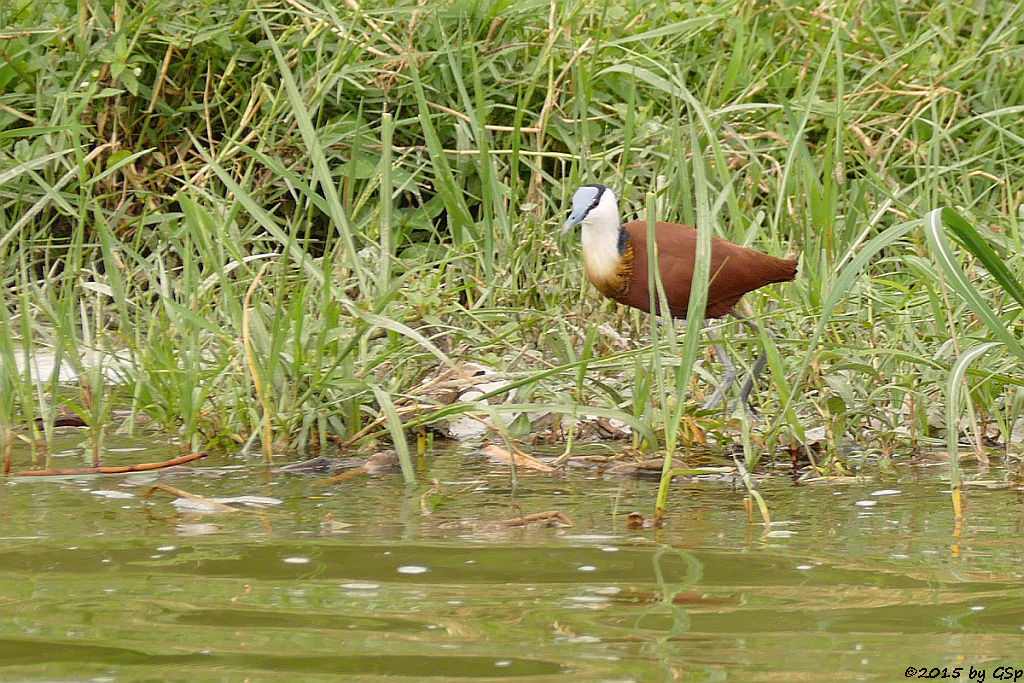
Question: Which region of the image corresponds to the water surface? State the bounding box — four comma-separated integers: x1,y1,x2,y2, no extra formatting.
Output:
1,440,1021,680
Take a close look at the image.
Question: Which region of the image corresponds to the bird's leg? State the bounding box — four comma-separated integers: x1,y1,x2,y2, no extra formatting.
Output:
737,350,768,414
728,310,775,416
702,324,738,411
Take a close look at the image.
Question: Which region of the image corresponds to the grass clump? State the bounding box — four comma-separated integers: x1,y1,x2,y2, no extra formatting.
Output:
0,0,1023,487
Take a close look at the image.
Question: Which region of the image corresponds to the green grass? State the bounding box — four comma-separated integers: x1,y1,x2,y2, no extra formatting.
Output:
2,0,1024,494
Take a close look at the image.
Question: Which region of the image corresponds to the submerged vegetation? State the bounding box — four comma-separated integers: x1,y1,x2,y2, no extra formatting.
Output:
1,0,1023,491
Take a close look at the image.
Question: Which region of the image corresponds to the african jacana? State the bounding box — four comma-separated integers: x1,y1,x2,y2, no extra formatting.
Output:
561,184,797,412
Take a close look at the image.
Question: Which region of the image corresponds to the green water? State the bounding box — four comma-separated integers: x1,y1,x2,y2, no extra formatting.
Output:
1,441,1022,680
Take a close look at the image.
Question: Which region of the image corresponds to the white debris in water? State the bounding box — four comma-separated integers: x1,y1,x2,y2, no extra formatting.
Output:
870,489,901,496
89,489,135,499
172,498,226,513
564,636,602,644
577,565,597,572
562,534,618,543
169,495,282,513
766,530,795,538
283,556,311,565
854,500,877,507
568,595,609,603
396,565,429,575
174,523,219,536
340,582,380,590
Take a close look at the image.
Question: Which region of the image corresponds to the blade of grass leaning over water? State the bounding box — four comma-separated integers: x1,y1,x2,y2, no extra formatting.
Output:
369,385,415,484
945,341,1001,520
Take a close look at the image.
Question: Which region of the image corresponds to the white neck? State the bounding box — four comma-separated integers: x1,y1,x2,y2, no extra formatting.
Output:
580,190,623,280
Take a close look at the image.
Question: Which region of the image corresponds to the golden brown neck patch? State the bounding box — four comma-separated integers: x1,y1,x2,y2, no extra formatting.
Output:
585,231,634,300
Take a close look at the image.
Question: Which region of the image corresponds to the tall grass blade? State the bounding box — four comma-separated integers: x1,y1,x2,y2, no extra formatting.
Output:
256,9,366,291
378,112,394,295
924,208,1024,362
930,207,1024,309
653,109,712,520
406,54,475,246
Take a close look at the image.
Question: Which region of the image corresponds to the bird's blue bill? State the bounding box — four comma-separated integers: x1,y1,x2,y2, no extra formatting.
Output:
561,185,602,234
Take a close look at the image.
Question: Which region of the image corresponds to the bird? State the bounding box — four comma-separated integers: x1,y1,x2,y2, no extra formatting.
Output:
561,183,797,412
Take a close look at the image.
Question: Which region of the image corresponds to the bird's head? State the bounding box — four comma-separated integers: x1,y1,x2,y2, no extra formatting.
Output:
561,184,619,235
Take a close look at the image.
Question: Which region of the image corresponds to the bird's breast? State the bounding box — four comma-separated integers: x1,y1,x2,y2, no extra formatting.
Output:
583,240,634,300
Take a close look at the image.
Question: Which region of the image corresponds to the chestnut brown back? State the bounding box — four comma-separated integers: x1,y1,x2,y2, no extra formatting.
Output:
613,221,797,319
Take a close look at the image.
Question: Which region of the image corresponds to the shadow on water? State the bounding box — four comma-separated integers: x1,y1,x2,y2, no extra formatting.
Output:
1,439,1023,680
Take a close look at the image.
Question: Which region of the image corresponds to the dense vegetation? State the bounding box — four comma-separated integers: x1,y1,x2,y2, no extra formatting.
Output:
2,0,1022,482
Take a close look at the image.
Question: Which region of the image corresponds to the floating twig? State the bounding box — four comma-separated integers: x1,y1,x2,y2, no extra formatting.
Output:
7,451,207,477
